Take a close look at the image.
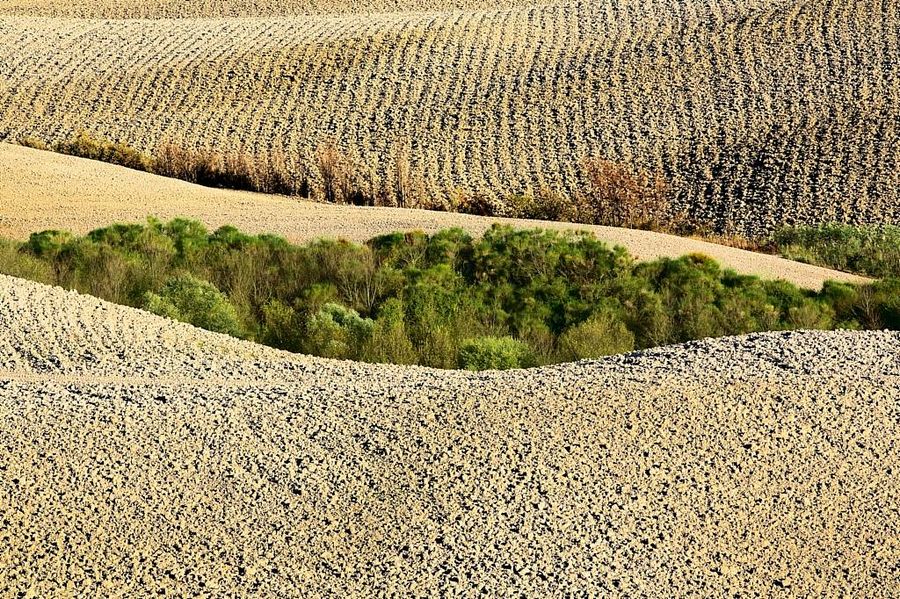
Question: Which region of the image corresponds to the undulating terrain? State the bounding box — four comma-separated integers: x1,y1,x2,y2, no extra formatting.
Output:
0,143,868,289
2,0,898,594
0,0,527,16
1,0,898,234
1,274,898,595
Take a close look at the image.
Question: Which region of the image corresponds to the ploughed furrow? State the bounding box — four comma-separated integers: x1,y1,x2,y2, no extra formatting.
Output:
0,0,897,236
0,0,549,18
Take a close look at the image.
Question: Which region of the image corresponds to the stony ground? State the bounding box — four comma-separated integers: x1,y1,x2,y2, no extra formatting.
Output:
0,273,898,596
0,143,869,290
1,0,897,235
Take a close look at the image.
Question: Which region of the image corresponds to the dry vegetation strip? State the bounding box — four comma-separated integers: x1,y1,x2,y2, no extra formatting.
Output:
0,143,870,290
0,0,898,236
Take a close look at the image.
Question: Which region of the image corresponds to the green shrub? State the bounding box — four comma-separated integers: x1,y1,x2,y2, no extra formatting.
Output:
717,288,780,335
143,275,243,337
819,281,861,328
517,321,557,366
303,303,374,360
7,219,900,370
859,279,900,330
773,224,900,278
0,240,53,284
636,255,726,342
260,299,304,352
787,300,834,330
423,228,472,268
71,242,136,305
458,336,534,370
361,298,418,365
24,230,74,258
557,312,635,361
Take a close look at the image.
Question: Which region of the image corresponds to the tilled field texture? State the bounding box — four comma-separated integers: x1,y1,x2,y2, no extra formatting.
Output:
0,0,533,17
1,0,898,235
0,143,869,290
0,274,899,595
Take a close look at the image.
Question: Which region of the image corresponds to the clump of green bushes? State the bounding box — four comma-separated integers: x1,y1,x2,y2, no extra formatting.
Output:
458,337,535,370
144,274,244,337
4,219,897,370
773,224,900,279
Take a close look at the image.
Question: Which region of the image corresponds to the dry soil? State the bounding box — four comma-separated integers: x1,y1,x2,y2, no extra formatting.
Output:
1,0,897,234
0,274,898,595
0,143,869,290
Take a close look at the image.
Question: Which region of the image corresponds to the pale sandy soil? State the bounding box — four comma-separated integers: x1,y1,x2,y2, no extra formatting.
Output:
0,0,537,17
0,1,897,234
0,143,868,290
0,273,898,595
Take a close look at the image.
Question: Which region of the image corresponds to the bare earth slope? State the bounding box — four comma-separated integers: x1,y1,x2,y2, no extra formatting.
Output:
1,0,898,235
0,143,867,290
0,0,539,17
1,274,899,595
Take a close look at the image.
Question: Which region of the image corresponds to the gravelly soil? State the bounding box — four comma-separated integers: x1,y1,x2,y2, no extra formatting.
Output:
1,274,899,596
0,143,869,290
1,1,897,236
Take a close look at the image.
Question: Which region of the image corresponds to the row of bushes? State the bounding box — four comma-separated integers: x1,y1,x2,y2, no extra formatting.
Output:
18,132,697,232
2,220,898,370
773,224,900,279
19,132,307,196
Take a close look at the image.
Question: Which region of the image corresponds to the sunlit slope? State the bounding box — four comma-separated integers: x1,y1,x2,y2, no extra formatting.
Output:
0,0,897,234
0,0,539,17
0,143,869,289
1,274,899,595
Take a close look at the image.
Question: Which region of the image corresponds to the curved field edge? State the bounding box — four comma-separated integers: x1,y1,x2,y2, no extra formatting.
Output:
0,273,898,595
0,143,868,290
0,0,897,235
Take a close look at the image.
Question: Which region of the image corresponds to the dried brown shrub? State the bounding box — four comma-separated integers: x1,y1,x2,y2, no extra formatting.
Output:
17,135,50,151
154,143,224,185
580,158,673,231
315,143,355,204
155,141,306,195
53,130,154,172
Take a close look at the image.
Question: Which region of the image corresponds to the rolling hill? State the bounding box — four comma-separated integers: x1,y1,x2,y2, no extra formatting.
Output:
0,0,897,235
2,1,899,595
0,142,869,289
1,273,898,595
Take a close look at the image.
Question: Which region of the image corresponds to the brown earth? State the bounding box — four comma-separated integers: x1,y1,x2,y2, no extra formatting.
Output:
0,143,869,290
1,0,897,235
0,274,898,596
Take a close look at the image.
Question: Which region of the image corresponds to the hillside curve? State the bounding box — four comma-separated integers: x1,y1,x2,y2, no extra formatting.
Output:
0,0,897,235
0,274,898,595
0,143,869,290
